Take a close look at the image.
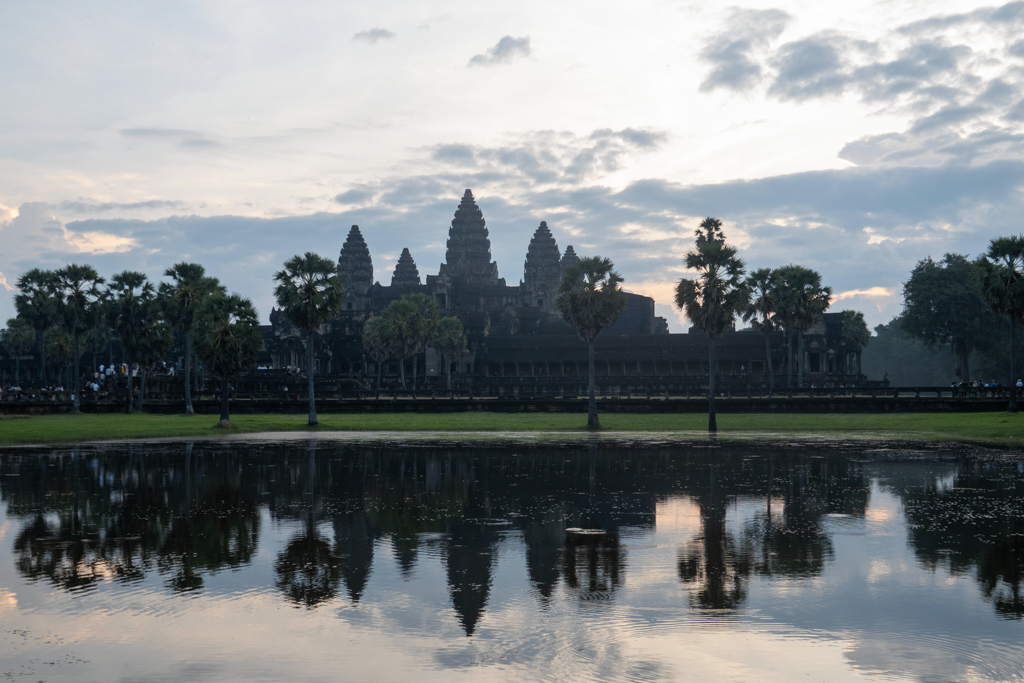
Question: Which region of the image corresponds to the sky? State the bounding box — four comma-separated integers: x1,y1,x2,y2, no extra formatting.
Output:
2,0,1022,330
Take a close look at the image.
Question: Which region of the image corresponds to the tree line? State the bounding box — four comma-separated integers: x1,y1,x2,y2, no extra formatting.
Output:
898,238,1024,410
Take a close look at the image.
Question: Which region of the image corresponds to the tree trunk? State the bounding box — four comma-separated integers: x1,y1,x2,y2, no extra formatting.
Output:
125,352,134,413
797,330,805,388
1010,317,1018,412
411,352,417,391
307,329,318,426
72,329,80,411
136,366,147,412
959,347,971,384
399,356,407,389
786,329,793,389
708,336,717,432
376,360,382,392
446,353,452,390
14,357,19,384
587,340,599,428
37,329,45,383
220,377,230,422
763,333,774,392
184,331,194,414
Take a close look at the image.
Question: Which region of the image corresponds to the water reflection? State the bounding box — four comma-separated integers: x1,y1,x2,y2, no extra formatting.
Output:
2,439,1024,680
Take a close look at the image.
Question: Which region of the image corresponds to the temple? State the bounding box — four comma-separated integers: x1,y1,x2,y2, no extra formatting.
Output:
267,189,868,391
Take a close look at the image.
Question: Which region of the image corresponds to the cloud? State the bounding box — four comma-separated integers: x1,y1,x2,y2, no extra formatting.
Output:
425,128,668,186
55,199,189,214
352,28,395,43
468,36,531,67
0,272,13,291
834,286,896,301
700,2,1024,167
121,128,222,149
699,8,791,92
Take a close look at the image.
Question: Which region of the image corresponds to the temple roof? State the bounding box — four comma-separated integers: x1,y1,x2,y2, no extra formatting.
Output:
391,248,421,287
338,225,373,294
560,245,579,272
523,221,561,289
439,189,500,285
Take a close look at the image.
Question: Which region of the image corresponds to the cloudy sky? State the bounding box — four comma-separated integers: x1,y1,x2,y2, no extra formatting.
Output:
1,0,1021,329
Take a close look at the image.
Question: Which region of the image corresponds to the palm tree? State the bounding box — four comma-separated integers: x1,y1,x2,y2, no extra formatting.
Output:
742,268,778,392
194,293,262,426
134,316,174,412
557,256,627,429
433,316,467,391
774,265,832,388
361,315,392,392
1,318,36,384
160,263,225,415
106,271,156,412
15,268,59,383
273,253,344,426
45,328,76,390
54,264,105,412
377,294,439,391
674,218,748,432
975,236,1024,411
838,310,870,376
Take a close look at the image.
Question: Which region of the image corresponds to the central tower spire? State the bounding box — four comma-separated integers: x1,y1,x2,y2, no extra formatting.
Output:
438,189,501,286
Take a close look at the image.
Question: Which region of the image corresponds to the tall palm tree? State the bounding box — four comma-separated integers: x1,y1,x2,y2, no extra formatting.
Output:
377,294,439,391
361,315,392,392
838,310,870,376
674,218,748,432
15,268,59,383
54,264,105,412
557,256,627,429
134,316,174,412
273,253,344,426
742,268,778,392
1,318,36,384
194,293,262,426
975,236,1024,411
107,271,156,413
774,265,831,388
433,316,467,391
160,263,225,415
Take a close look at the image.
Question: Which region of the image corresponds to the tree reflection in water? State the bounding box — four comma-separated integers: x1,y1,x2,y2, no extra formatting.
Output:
3,441,1022,630
893,460,1024,619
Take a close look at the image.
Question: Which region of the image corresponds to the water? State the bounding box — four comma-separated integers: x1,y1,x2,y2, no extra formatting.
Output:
1,436,1023,682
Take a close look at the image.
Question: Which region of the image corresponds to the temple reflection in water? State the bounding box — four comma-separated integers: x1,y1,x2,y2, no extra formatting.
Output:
3,441,1023,636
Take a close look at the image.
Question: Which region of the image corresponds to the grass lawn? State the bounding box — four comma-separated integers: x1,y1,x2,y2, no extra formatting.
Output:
0,411,1022,446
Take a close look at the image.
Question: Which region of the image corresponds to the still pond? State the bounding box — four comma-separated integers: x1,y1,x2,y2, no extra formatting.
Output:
1,436,1023,682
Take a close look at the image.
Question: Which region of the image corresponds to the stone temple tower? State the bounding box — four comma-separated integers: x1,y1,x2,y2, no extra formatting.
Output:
438,189,501,286
560,245,579,275
522,221,562,312
338,225,373,310
391,248,421,288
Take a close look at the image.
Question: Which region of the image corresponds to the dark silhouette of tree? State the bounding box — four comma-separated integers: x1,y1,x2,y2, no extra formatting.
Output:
901,253,992,385
557,256,627,428
675,218,748,431
14,268,58,382
160,263,225,415
194,293,262,425
1,318,35,383
433,316,467,391
54,264,105,411
975,237,1024,410
743,267,779,391
773,265,831,388
106,271,157,412
273,252,344,425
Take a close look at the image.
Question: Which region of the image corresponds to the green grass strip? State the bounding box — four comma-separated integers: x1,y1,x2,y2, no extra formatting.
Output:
0,411,1022,446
